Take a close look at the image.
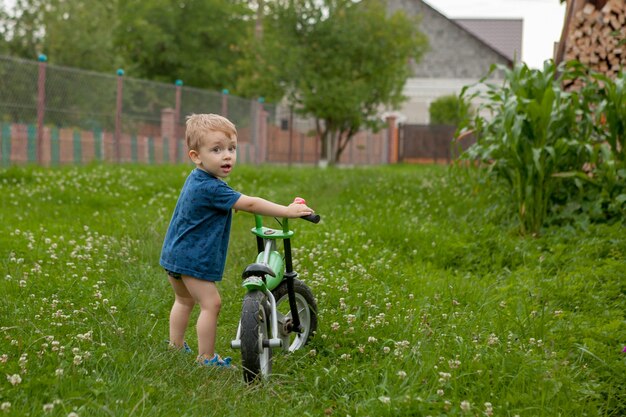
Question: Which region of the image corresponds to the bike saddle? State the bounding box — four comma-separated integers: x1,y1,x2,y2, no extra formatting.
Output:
242,263,276,278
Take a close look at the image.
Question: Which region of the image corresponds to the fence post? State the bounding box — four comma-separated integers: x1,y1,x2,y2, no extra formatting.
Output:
221,89,229,118
36,54,47,165
115,69,124,163
386,115,398,164
174,79,182,163
161,108,176,164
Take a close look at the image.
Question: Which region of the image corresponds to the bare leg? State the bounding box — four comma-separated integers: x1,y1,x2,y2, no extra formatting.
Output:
181,276,221,358
168,275,195,347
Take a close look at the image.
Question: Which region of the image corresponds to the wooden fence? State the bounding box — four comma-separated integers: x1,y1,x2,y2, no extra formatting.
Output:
399,124,475,163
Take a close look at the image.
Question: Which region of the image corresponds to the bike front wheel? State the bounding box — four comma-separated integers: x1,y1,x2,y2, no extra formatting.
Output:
240,291,272,383
272,279,317,352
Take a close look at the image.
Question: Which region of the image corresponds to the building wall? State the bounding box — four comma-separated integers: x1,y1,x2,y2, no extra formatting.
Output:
386,0,511,123
401,77,484,124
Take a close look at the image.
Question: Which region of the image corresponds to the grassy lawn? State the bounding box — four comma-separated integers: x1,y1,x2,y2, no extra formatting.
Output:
0,163,624,416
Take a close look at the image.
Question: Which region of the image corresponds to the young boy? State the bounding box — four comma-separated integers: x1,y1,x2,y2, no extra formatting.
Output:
160,113,314,367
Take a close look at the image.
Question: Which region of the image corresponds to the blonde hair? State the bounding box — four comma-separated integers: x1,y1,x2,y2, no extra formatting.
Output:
185,113,237,151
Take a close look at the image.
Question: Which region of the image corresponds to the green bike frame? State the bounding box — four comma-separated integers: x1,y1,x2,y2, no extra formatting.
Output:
242,215,294,291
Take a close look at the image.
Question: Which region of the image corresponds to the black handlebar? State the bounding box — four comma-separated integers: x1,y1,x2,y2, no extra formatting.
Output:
300,213,321,224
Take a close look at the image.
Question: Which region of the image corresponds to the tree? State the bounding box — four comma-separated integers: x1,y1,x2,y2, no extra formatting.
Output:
0,5,10,55
1,0,120,71
255,0,427,164
115,0,254,91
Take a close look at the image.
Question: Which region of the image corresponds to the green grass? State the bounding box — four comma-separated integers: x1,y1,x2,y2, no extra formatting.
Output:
0,163,624,417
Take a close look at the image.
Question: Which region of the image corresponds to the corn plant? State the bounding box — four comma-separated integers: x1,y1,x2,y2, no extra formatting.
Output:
595,70,626,162
459,61,596,234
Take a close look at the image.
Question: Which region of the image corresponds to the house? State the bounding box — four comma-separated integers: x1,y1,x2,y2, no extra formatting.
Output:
386,0,523,124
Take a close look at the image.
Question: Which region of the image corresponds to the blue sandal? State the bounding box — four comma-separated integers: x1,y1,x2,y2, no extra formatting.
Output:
197,353,232,367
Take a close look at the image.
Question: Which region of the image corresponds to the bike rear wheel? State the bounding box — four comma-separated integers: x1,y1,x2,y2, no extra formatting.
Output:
240,291,272,383
272,279,317,352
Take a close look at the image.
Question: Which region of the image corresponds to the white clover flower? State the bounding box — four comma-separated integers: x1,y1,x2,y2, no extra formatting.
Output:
396,370,407,379
330,322,340,331
43,403,54,412
367,336,377,343
0,354,7,363
438,372,452,382
383,346,391,354
378,396,391,404
68,412,79,417
0,402,10,411
395,340,410,350
487,334,499,346
448,359,461,369
7,374,22,386
437,389,444,396
73,355,83,365
460,400,471,412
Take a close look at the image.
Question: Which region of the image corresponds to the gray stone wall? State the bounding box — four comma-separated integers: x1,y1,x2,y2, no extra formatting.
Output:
387,0,510,79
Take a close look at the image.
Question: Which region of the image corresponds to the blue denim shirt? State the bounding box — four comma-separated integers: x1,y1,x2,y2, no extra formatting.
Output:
160,168,241,281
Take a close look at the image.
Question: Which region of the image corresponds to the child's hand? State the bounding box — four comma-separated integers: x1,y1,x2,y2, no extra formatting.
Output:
286,202,313,218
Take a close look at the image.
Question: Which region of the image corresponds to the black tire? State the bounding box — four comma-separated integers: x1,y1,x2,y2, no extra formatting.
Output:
240,291,272,383
272,279,317,352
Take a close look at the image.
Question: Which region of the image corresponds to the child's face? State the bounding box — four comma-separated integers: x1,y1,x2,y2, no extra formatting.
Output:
189,130,237,178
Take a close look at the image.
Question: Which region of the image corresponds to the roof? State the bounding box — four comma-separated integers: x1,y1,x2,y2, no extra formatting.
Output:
386,0,516,78
417,0,516,66
454,18,523,62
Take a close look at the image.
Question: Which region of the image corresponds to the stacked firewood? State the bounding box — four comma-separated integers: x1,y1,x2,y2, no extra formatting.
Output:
562,0,626,77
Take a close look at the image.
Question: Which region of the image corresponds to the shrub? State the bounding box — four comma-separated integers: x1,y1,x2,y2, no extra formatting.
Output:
429,94,472,125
